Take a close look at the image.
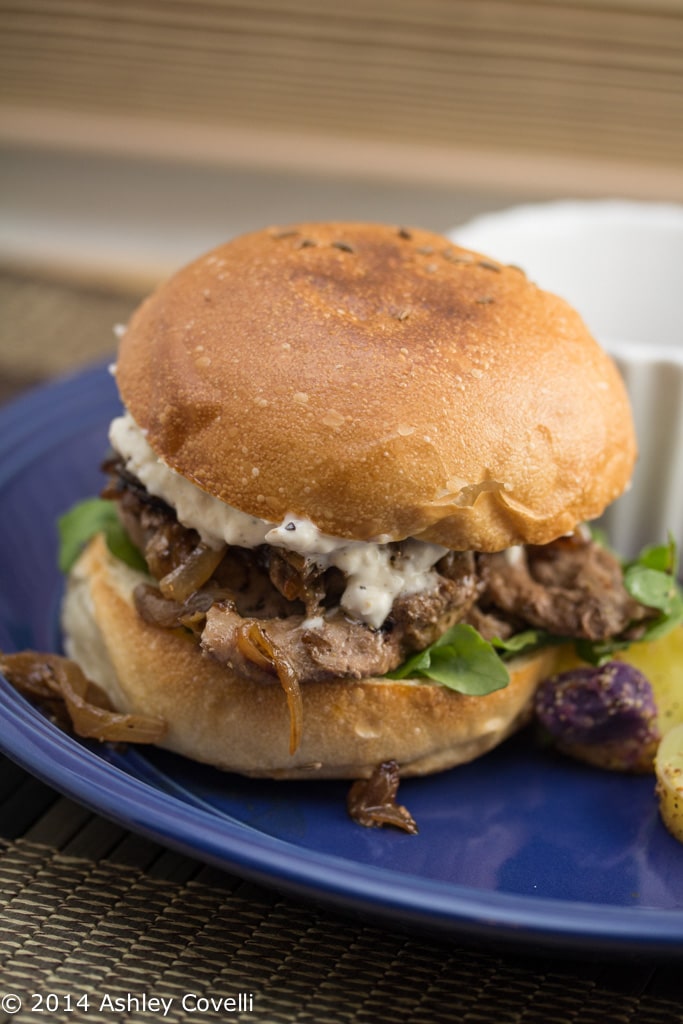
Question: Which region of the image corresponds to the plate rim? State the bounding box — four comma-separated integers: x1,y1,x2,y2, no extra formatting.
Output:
3,675,683,956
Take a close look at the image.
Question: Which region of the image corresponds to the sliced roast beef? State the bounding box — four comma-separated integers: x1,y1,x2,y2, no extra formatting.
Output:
201,603,402,684
475,534,649,641
102,460,652,684
201,549,481,685
390,550,480,650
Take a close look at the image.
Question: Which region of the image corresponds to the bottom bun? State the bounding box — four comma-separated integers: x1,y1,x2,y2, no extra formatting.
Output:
62,535,561,779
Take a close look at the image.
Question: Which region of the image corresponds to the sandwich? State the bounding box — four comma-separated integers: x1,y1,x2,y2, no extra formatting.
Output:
5,222,678,831
61,221,646,754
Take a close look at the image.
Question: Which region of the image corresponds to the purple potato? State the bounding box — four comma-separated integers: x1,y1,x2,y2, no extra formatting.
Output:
535,661,660,773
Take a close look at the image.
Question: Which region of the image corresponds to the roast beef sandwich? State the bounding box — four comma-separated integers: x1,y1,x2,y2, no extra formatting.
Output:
54,222,652,785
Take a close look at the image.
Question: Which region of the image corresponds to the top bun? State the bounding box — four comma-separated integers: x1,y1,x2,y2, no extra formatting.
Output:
116,222,636,550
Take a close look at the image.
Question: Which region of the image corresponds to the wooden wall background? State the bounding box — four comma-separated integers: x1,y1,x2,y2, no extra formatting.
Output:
1,1,682,197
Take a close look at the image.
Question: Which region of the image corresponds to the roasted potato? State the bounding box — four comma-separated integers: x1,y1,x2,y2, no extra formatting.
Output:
655,722,683,843
613,624,683,736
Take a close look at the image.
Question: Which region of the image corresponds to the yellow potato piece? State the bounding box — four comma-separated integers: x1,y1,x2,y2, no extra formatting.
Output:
655,722,683,844
613,625,683,735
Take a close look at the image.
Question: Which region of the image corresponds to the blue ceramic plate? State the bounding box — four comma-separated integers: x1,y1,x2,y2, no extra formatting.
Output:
1,363,682,956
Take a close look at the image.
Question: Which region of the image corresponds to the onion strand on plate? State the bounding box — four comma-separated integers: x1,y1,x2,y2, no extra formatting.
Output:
0,650,166,743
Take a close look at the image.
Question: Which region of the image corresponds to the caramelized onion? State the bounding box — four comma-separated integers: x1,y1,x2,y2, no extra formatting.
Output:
347,760,418,833
158,540,227,603
236,621,303,754
134,583,217,633
0,650,166,743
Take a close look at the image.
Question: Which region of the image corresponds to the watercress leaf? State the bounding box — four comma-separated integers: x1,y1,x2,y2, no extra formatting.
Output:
387,623,509,695
631,535,678,576
58,498,146,574
574,636,633,667
624,564,680,616
491,629,550,656
618,534,683,643
637,591,683,642
389,646,433,680
103,516,148,573
58,498,118,573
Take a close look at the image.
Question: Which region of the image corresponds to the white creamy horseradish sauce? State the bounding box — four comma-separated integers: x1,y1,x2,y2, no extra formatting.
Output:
109,412,449,629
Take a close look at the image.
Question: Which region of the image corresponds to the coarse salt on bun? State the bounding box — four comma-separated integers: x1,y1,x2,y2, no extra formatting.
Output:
62,534,562,778
116,222,636,551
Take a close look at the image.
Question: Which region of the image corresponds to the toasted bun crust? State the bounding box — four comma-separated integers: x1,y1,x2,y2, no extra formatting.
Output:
62,535,562,779
116,222,636,550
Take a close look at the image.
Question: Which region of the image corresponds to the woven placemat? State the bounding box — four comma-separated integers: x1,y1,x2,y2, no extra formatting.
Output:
0,758,682,1024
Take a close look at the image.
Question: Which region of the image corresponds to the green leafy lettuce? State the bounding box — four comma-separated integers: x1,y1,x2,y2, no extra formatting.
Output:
386,623,510,695
387,536,683,688
623,535,683,639
58,498,147,574
490,629,556,658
